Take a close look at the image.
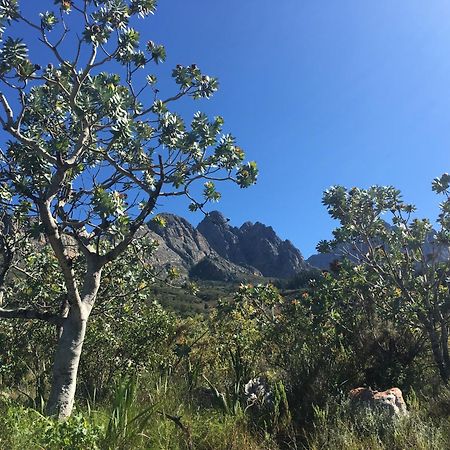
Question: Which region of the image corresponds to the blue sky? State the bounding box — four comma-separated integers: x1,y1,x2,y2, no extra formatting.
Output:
15,1,450,256
147,0,450,256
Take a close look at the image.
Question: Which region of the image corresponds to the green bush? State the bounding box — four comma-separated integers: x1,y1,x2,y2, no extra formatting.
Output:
41,414,102,450
0,401,101,450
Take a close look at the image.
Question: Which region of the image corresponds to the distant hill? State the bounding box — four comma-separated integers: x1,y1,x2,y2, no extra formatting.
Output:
306,228,450,270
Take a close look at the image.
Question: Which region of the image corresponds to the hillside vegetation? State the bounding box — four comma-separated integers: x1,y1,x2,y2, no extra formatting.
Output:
3,177,450,449
1,276,450,449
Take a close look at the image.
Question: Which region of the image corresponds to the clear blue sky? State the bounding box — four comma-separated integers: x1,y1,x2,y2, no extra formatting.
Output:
16,1,450,256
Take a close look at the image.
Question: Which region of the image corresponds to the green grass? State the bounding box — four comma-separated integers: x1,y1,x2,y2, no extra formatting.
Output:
305,394,450,450
2,382,450,450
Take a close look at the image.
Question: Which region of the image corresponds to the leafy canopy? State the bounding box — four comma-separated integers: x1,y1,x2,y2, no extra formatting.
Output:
318,179,450,382
0,0,257,261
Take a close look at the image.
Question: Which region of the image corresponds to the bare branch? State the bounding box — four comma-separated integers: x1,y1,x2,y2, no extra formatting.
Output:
38,201,82,309
0,93,14,125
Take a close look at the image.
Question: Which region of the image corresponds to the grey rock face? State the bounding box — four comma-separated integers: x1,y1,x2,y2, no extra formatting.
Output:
143,230,188,274
423,230,450,262
306,252,340,270
197,211,308,278
306,241,358,270
197,211,246,264
147,213,260,281
148,213,213,268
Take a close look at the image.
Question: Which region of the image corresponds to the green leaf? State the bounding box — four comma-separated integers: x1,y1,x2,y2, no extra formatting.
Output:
151,215,167,228
237,161,258,188
130,0,157,18
203,181,221,202
0,37,28,70
432,173,450,194
150,43,166,64
40,11,59,31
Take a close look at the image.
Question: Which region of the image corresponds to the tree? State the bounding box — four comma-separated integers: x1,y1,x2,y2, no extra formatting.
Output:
306,263,427,389
0,240,178,407
0,0,257,418
319,179,450,383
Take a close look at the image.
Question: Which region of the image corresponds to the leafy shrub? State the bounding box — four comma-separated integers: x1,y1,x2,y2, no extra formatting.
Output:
0,401,100,450
41,414,102,450
80,300,177,400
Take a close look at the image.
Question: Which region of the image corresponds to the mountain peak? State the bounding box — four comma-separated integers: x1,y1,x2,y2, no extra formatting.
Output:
198,212,308,278
145,211,309,281
205,210,230,226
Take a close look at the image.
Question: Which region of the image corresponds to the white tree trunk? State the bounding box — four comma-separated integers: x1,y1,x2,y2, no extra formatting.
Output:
46,263,101,419
45,306,88,418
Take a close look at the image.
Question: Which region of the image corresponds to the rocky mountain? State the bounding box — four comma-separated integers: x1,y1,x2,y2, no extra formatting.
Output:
143,211,310,281
306,240,365,269
197,211,309,278
146,213,261,282
148,214,212,268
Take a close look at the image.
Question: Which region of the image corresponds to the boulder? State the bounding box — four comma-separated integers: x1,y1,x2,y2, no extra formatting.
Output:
349,387,408,417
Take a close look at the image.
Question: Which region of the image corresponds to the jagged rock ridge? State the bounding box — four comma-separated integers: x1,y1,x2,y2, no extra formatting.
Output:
147,213,261,282
148,214,212,268
197,211,308,278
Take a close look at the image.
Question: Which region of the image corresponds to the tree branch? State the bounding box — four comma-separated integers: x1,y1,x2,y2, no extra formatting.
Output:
0,307,61,324
102,156,164,264
38,201,82,309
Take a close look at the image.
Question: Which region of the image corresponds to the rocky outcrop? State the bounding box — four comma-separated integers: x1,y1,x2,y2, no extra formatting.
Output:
197,211,308,278
148,214,212,268
196,211,246,264
306,242,354,270
306,252,340,270
141,229,187,274
147,213,259,281
349,387,408,417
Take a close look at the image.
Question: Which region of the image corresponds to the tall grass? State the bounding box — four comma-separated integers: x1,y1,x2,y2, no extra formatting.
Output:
101,377,156,449
305,394,450,450
1,382,450,449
